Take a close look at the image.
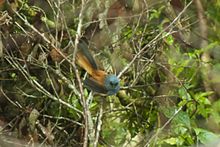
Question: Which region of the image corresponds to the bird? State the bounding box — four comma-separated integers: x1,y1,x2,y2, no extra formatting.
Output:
76,40,120,95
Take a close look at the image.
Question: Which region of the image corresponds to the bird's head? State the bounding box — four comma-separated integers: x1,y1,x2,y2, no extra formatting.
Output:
104,75,120,95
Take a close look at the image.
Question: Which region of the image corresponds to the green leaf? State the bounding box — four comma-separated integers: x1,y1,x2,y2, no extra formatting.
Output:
194,128,220,144
165,34,174,45
174,110,191,128
164,137,178,145
11,73,17,79
210,100,220,124
162,107,191,128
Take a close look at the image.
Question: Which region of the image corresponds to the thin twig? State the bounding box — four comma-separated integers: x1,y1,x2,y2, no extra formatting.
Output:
72,1,91,147
4,54,82,115
94,99,104,147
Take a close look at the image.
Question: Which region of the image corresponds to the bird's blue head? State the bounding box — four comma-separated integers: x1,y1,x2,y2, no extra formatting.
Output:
104,74,120,95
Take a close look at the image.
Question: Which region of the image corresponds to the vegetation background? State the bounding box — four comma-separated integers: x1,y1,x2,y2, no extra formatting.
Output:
1,0,220,146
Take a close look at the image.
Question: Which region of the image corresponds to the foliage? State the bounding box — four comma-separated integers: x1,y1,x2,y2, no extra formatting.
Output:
1,0,220,147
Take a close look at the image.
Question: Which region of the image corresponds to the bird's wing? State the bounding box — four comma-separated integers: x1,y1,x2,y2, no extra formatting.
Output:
84,77,108,94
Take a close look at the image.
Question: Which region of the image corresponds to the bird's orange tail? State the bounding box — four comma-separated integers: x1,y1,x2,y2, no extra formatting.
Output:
76,40,107,85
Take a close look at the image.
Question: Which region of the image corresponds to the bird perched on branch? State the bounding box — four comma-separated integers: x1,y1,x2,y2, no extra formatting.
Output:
76,40,120,95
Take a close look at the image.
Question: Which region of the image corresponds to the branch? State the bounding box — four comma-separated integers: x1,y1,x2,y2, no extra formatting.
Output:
72,1,92,147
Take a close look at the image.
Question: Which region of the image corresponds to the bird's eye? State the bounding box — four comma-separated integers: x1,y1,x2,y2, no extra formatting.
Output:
110,81,118,87
110,81,114,86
